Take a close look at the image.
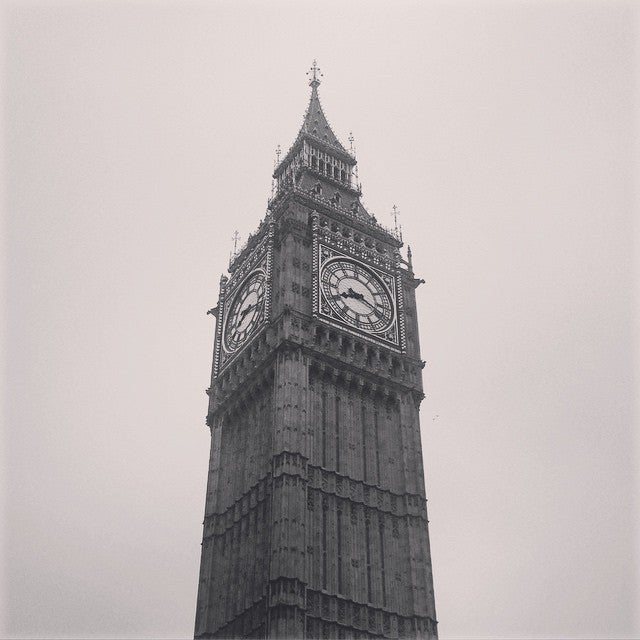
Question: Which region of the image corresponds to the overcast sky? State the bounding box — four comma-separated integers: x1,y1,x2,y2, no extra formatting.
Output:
2,1,638,638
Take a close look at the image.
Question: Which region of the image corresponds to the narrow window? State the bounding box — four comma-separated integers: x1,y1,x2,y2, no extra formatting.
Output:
361,404,368,483
374,409,381,483
335,396,341,472
337,509,343,594
322,501,328,590
379,521,387,607
365,518,372,603
321,391,327,468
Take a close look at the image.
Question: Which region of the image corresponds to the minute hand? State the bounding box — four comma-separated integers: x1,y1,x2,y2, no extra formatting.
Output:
358,297,386,320
239,298,263,322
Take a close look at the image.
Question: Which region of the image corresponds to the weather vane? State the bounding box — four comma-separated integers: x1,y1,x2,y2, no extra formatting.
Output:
307,60,322,87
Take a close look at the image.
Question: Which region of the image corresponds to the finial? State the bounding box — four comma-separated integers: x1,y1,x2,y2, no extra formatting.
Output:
307,60,322,88
232,230,240,255
407,245,413,268
348,132,354,152
391,205,403,242
391,204,399,236
271,145,281,197
391,204,399,229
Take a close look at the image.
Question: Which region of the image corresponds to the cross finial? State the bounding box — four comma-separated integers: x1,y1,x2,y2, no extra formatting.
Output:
348,131,354,153
275,144,281,164
391,205,402,241
231,230,240,254
307,60,322,88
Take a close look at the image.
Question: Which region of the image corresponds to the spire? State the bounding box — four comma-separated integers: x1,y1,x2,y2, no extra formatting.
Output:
299,61,349,155
272,61,360,201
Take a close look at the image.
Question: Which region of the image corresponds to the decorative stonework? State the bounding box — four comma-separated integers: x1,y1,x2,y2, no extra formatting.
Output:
215,226,273,376
315,242,400,350
317,215,397,271
305,591,437,640
394,251,408,353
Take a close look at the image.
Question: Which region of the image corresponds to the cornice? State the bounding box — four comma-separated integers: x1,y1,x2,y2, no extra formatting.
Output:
269,186,401,248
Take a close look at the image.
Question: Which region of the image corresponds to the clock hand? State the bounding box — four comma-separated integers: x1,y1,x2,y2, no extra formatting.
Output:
239,305,254,321
337,287,364,300
334,289,386,320
358,297,387,319
238,297,264,322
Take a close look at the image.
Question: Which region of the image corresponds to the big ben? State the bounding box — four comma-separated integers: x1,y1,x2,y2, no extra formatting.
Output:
195,62,438,639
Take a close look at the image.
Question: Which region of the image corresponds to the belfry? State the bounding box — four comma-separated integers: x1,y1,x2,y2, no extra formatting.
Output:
195,63,438,639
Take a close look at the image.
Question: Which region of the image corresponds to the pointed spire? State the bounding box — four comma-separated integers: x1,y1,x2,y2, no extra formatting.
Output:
272,62,359,199
299,61,349,154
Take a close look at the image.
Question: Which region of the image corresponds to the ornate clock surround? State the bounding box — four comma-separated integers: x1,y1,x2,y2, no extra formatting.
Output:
311,211,406,351
213,221,274,376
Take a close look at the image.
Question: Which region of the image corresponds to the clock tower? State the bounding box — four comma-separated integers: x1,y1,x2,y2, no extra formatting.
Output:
195,63,438,639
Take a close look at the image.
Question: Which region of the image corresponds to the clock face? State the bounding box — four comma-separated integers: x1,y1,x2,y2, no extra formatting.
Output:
223,271,266,352
320,258,394,333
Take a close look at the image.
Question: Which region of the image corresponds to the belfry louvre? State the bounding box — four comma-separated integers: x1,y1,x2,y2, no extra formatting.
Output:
195,63,438,640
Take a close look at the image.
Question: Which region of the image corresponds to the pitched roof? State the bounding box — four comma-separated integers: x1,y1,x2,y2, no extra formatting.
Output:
299,84,350,155
274,66,356,176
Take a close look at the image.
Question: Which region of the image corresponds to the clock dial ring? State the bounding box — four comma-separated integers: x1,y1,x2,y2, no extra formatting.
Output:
223,270,266,352
320,258,394,333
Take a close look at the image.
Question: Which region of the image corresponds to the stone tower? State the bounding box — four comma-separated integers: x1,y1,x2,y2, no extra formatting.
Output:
195,63,438,639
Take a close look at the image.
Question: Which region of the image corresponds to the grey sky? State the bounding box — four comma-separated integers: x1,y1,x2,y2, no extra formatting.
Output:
3,1,638,638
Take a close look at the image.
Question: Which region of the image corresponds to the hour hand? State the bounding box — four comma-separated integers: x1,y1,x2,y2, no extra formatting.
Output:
239,305,253,321
337,287,364,300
